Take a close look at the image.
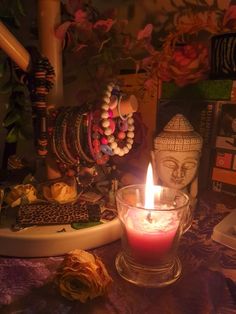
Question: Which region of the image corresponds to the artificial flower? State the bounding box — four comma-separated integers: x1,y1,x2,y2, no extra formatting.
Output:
158,43,209,86
223,5,236,30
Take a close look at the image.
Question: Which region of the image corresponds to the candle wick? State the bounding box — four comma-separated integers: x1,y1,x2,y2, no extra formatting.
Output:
146,211,153,223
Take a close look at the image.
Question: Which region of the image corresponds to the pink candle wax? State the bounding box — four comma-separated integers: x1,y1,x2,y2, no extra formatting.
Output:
124,209,178,265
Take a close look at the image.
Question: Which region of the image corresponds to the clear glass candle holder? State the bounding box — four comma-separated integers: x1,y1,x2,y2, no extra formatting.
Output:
115,184,189,288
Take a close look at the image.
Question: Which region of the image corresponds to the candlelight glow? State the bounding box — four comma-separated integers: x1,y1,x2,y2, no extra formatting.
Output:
145,163,155,209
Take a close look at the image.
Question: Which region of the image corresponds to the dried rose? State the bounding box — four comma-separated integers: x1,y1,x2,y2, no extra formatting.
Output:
56,249,112,303
5,184,37,207
43,181,77,204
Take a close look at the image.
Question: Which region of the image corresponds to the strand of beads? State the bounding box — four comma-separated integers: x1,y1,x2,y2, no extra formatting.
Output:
88,110,110,165
32,57,55,157
100,83,135,157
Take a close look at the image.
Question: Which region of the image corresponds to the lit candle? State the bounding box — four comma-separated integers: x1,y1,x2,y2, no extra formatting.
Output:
124,163,179,265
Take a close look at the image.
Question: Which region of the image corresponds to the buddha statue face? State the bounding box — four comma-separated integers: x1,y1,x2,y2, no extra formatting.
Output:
153,114,203,192
155,150,200,190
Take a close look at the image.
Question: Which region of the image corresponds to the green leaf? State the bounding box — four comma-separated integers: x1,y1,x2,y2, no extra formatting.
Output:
0,62,5,78
17,129,26,140
71,221,103,230
13,15,20,28
16,0,25,16
3,111,20,127
6,126,18,143
12,84,27,93
0,81,12,94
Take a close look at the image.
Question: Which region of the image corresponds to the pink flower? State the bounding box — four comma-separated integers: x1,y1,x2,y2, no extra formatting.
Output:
55,21,73,40
158,43,209,86
93,19,115,32
74,9,87,23
223,5,236,30
65,0,83,15
137,24,153,41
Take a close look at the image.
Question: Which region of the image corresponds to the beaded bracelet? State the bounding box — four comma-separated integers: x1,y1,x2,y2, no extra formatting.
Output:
61,108,79,165
32,57,55,157
87,111,109,165
70,110,84,161
53,108,73,167
76,113,94,164
66,106,82,164
100,83,135,157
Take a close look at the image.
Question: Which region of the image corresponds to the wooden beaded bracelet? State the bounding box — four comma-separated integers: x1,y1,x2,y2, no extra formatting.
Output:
32,57,55,157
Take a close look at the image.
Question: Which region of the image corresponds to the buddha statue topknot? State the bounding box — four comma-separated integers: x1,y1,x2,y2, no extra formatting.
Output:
152,114,203,230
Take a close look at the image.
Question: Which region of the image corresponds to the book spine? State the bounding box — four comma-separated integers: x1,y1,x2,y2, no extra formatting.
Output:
197,102,217,189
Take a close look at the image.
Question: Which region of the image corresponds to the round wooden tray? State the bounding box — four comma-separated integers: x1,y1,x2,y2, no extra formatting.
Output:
0,209,121,257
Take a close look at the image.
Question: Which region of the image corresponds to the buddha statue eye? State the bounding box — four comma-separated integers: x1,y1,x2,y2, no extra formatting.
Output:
182,162,197,170
163,160,177,169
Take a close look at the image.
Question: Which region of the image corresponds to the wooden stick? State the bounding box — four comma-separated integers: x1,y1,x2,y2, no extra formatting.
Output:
37,0,64,180
37,0,63,108
112,95,138,117
0,21,30,72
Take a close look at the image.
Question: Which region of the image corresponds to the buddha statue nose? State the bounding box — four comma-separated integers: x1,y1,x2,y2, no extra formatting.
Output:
173,166,185,179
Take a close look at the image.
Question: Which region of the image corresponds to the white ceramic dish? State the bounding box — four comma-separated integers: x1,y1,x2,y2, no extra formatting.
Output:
211,210,236,250
0,209,121,257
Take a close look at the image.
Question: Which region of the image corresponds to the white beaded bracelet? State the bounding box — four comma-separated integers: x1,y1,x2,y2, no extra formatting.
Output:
100,82,135,157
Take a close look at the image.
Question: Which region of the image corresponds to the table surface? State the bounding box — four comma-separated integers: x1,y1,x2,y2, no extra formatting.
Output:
0,190,236,314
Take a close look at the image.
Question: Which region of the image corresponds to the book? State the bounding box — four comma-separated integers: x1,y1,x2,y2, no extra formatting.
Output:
212,180,236,196
216,136,236,151
161,80,232,101
212,167,236,185
209,102,236,195
215,150,236,170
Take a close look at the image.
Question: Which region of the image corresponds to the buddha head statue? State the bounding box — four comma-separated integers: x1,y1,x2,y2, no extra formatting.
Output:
152,114,203,195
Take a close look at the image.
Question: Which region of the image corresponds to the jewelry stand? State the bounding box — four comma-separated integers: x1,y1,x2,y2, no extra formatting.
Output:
0,13,137,257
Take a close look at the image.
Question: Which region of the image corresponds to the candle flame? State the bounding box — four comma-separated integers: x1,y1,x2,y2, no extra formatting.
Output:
145,163,155,209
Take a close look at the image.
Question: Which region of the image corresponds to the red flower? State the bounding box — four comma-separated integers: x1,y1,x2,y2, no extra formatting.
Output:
158,43,209,86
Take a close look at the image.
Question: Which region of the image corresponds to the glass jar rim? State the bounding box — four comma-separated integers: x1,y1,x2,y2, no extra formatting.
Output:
116,184,189,212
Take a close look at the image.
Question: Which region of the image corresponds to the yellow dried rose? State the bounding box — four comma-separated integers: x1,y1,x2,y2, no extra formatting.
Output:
56,249,112,303
43,181,77,203
5,184,37,207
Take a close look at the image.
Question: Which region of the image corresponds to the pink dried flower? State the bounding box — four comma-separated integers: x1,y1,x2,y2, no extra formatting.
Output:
55,21,73,40
74,9,88,23
93,19,115,32
137,24,153,41
223,5,236,30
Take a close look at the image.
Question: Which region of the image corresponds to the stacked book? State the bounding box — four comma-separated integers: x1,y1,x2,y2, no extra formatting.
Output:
211,102,236,196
